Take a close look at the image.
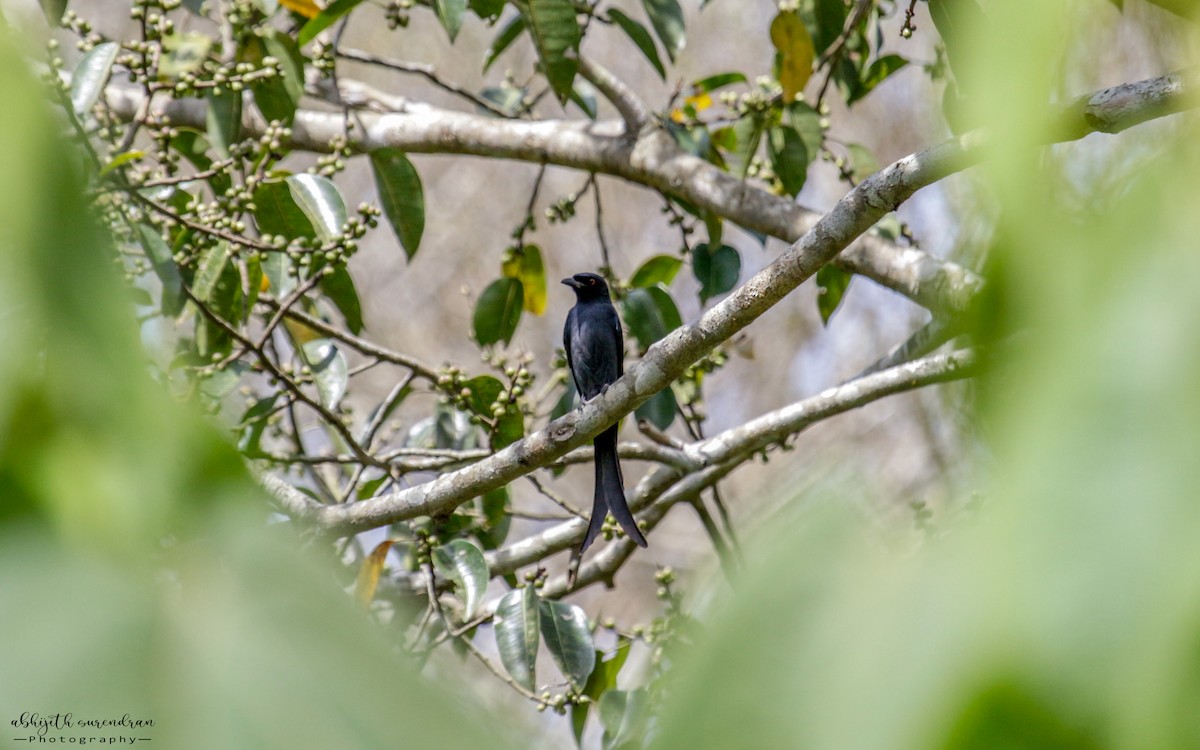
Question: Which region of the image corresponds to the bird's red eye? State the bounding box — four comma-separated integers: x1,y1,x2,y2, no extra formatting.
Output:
587,278,596,285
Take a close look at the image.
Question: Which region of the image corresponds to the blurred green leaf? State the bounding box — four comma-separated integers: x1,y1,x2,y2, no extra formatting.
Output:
251,29,305,125
476,486,512,550
846,143,878,182
570,78,599,119
608,8,665,79
848,54,908,105
502,244,547,315
524,0,581,102
287,173,347,242
205,87,242,159
692,243,740,305
815,264,851,325
484,13,526,73
783,101,824,158
492,409,524,450
494,587,540,691
691,71,747,93
159,32,211,78
726,115,763,178
538,599,595,691
432,539,489,619
136,224,185,317
370,148,425,260
629,255,683,289
470,0,505,20
474,277,524,346
69,42,118,118
812,0,848,55
641,0,685,63
599,688,649,750
38,0,67,25
481,84,527,116
191,242,231,302
298,0,364,45
300,339,348,410
636,386,677,431
319,265,364,334
99,149,144,176
434,0,468,41
770,11,814,102
768,124,809,197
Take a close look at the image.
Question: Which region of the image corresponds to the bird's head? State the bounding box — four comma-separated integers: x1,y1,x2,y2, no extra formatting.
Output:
562,272,611,301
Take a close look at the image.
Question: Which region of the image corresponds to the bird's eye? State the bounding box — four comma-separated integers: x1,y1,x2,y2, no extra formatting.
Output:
587,278,596,285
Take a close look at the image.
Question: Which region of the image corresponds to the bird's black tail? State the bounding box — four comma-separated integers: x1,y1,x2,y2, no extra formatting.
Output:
580,424,647,554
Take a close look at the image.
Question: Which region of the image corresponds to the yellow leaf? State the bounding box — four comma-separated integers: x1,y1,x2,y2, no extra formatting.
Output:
355,540,395,605
685,92,713,112
770,11,814,103
282,317,323,344
500,244,547,316
279,0,321,19
669,108,687,123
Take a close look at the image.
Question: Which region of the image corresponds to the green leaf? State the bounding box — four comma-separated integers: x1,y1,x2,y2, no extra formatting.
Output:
524,0,581,102
783,101,824,158
369,148,425,260
538,599,595,691
319,265,364,334
636,386,677,431
473,278,524,346
629,255,682,289
196,261,245,358
812,0,848,55
434,0,468,41
300,339,348,409
469,0,506,20
38,0,68,25
462,375,505,417
476,486,512,550
501,244,547,315
254,179,317,241
692,243,740,305
192,242,231,302
494,587,540,691
846,143,878,182
770,11,814,102
572,639,632,743
205,88,242,159
768,125,809,197
69,42,119,118
848,54,908,105
159,32,212,78
252,30,305,125
607,8,665,79
726,115,764,178
432,540,489,619
691,71,747,93
621,286,682,353
480,84,526,116
298,0,366,47
483,13,526,73
815,264,852,325
99,149,145,177
136,224,184,317
599,688,650,750
641,0,685,63
570,78,599,119
286,173,347,242
928,0,985,93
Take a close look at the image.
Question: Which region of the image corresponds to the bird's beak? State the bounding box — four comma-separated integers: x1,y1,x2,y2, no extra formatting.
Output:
561,277,581,289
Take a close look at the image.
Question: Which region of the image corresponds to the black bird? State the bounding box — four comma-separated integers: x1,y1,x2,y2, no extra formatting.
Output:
562,272,648,554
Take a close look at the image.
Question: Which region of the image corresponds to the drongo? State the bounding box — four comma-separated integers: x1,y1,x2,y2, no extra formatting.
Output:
562,272,648,554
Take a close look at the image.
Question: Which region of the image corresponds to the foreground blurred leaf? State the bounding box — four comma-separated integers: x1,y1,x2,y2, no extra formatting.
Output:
432,539,489,619
599,689,650,750
370,148,425,260
494,587,540,691
538,599,595,691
